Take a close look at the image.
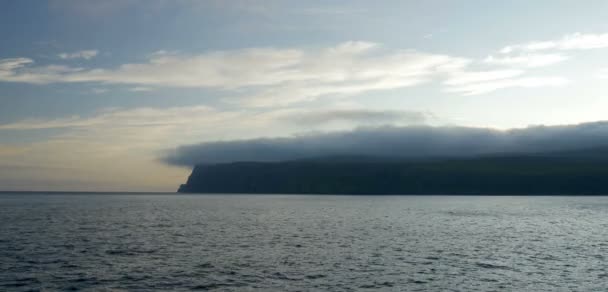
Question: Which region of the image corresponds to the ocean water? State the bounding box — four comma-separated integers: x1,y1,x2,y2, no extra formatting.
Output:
1,194,608,291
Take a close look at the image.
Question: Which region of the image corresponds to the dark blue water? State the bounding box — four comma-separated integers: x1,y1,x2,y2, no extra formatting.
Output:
1,194,608,291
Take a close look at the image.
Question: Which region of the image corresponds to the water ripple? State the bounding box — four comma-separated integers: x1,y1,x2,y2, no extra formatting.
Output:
1,194,608,291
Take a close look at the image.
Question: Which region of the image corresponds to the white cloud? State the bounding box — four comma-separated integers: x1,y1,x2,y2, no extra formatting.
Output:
91,88,108,94
0,42,464,88
0,58,86,84
0,58,34,71
287,109,431,125
446,77,569,95
0,58,35,81
444,69,524,86
442,67,569,95
58,50,99,60
0,105,229,132
483,53,568,68
242,75,431,107
0,41,573,104
129,86,154,92
0,42,472,105
501,33,608,53
598,68,608,79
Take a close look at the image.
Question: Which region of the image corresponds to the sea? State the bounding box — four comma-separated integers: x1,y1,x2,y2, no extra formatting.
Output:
1,193,607,291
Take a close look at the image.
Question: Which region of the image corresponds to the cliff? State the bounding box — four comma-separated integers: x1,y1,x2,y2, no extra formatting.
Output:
177,152,608,195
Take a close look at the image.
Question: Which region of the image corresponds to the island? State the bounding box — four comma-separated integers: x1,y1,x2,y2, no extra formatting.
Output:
178,149,608,195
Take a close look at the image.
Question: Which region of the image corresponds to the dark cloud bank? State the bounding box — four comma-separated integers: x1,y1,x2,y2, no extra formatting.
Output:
164,121,608,167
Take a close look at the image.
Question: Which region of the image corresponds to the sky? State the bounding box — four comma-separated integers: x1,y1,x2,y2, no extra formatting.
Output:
1,0,608,191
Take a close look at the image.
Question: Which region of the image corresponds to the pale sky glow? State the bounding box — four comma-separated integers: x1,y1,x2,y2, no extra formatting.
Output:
2,0,608,191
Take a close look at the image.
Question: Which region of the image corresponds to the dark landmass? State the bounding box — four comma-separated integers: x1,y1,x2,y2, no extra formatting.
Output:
178,149,608,195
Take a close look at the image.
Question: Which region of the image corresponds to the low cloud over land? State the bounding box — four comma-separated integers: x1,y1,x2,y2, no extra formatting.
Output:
164,121,608,166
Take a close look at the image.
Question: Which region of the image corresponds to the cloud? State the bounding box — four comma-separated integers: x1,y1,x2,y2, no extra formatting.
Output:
58,50,99,60
0,105,435,144
0,42,465,88
286,109,431,125
0,41,476,104
446,76,569,95
598,68,608,79
163,121,608,166
0,104,290,191
443,69,524,86
91,88,108,94
0,104,341,152
0,41,571,102
500,32,608,53
0,58,34,70
483,54,568,68
441,67,567,95
5,103,436,191
0,105,226,131
0,58,35,81
129,86,154,92
240,75,430,107
0,104,437,167
0,58,86,84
